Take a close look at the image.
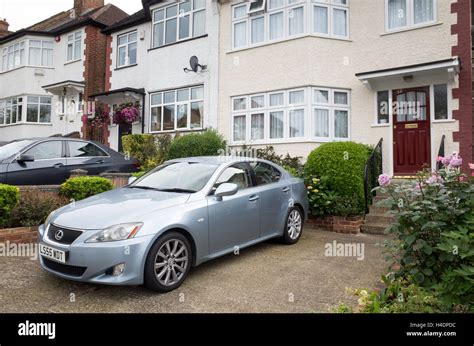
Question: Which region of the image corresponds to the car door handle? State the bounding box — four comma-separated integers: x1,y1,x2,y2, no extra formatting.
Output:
249,195,260,202
282,187,290,193
96,159,104,164
53,163,64,169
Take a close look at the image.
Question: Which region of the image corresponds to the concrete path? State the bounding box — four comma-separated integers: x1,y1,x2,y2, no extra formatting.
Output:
0,228,387,313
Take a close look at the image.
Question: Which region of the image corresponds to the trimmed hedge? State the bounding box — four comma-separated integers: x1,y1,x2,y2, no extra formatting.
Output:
304,142,371,216
0,184,20,227
60,176,114,201
166,129,226,160
122,133,172,171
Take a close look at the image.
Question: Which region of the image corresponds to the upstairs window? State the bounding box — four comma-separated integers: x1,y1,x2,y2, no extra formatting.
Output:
67,31,82,62
1,41,26,71
117,31,138,67
152,0,206,48
386,0,435,31
29,40,53,67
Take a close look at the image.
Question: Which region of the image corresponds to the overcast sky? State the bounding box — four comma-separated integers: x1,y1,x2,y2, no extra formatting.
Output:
0,0,143,31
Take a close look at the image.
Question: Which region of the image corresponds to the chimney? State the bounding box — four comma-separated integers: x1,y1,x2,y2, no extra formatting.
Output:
73,0,104,16
0,19,10,38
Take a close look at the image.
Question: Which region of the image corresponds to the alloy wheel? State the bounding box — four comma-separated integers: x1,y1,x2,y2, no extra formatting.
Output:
287,209,302,240
154,239,189,287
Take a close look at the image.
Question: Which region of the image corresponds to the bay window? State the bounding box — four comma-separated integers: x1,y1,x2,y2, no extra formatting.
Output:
67,31,82,62
232,86,350,143
150,85,204,132
117,31,137,67
0,97,22,125
1,39,53,72
26,96,52,123
1,41,25,71
152,0,206,49
386,0,435,31
29,40,53,67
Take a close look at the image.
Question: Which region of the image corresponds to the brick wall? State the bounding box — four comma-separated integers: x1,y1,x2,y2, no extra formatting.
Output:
0,227,38,244
307,216,364,234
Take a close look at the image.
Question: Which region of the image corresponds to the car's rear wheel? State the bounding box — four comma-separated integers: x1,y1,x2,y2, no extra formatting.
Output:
144,232,192,293
280,207,303,245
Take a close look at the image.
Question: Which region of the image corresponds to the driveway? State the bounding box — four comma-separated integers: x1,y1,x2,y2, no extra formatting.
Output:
0,228,387,313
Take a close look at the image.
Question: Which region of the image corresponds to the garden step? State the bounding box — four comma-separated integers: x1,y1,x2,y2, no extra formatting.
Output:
369,205,391,214
365,213,394,225
360,223,389,235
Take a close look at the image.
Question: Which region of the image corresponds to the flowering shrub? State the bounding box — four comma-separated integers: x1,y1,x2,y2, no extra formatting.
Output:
306,177,338,216
90,106,110,128
113,103,140,124
376,153,474,311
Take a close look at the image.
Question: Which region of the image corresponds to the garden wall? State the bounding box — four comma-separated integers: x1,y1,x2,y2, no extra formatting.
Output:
306,216,364,234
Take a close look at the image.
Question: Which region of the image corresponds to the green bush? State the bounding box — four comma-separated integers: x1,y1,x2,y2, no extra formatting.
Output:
0,184,20,227
304,142,371,216
237,145,303,173
60,176,114,201
306,177,338,216
8,189,69,227
122,133,172,172
166,129,226,160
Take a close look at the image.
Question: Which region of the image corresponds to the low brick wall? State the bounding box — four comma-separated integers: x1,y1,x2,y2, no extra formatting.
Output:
100,173,132,188
17,185,61,193
307,215,364,234
0,226,38,244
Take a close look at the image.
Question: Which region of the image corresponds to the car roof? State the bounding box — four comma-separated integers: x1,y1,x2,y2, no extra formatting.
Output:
168,156,280,167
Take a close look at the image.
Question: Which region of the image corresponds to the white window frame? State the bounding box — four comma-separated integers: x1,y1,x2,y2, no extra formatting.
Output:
66,31,83,62
1,41,26,72
385,0,437,33
28,40,54,67
26,96,52,124
149,85,204,133
249,0,267,14
117,31,138,67
151,0,206,49
0,97,23,126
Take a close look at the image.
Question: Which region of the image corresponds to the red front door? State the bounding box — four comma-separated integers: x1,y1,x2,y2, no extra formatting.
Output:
393,87,431,175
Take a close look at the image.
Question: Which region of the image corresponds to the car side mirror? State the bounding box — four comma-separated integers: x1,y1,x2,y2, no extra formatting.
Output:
128,176,137,185
214,183,238,201
17,154,35,163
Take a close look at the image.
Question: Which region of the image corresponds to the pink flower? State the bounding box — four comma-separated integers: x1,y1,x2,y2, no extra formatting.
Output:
414,183,423,190
378,174,391,187
449,153,462,168
426,174,442,185
442,156,452,166
436,156,444,162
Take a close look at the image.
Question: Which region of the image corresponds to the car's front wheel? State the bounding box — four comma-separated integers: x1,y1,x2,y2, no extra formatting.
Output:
280,207,304,245
144,232,192,293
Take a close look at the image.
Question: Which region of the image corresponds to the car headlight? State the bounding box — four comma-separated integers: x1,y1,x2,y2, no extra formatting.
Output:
85,223,143,243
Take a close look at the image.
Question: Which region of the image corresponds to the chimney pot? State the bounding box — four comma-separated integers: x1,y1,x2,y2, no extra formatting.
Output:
73,0,104,16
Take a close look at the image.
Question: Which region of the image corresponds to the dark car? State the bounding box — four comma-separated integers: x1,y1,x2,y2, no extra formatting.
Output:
0,138,139,185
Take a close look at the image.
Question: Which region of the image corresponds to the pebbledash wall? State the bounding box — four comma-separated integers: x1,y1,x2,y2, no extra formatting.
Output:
218,0,472,175
103,0,220,151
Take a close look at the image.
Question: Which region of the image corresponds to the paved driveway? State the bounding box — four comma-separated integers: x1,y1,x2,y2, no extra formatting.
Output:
0,228,387,313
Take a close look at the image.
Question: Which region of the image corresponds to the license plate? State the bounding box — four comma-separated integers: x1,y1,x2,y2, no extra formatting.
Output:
39,244,67,264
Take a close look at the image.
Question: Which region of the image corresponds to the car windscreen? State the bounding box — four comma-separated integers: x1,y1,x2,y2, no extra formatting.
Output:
131,162,219,192
0,140,35,161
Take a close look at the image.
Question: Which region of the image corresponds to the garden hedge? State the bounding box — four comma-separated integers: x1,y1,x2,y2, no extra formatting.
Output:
0,184,20,227
60,176,114,201
304,142,371,215
166,129,226,160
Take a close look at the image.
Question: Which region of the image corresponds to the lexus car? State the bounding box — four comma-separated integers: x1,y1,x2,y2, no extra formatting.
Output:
38,157,309,292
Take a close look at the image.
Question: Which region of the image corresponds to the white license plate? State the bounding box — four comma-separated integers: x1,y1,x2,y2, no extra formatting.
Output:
40,244,67,264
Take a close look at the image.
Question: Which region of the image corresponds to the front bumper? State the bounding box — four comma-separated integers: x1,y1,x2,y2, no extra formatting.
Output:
38,224,154,286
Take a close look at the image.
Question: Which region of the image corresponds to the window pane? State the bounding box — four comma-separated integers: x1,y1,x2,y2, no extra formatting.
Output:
118,46,126,66
215,164,250,190
26,104,38,122
268,0,285,9
42,49,53,66
252,162,280,185
74,40,81,60
314,108,329,137
333,8,347,36
289,7,304,36
234,21,247,48
151,107,162,131
289,109,304,137
313,6,328,34
269,12,284,40
233,4,247,19
40,97,52,104
334,91,348,105
191,101,203,128
29,47,41,66
233,97,246,111
129,32,138,42
270,93,284,106
434,84,448,120
387,0,407,29
26,142,62,160
177,104,188,128
166,5,178,17
251,113,265,140
249,0,265,12
314,89,329,104
193,10,206,36
377,90,389,124
163,105,175,130
233,115,246,141
177,89,189,102
193,0,206,10
40,104,51,123
118,35,128,45
180,0,191,13
179,15,190,39
154,9,164,22
270,111,284,139
251,95,265,108
69,142,107,157
164,91,176,104
191,86,204,100
153,22,164,47
335,110,348,138
289,90,304,104
128,42,137,65
67,44,73,61
151,94,162,105
251,17,265,44
165,18,178,44
75,31,82,40
414,0,434,24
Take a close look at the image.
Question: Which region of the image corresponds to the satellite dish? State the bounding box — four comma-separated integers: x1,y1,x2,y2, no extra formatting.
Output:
184,56,207,73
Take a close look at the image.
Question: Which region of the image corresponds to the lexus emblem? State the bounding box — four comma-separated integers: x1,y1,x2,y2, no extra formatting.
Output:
54,230,64,241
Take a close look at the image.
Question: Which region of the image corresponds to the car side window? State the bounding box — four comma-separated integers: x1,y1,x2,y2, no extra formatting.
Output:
251,162,281,186
24,141,63,160
68,141,107,158
214,163,251,191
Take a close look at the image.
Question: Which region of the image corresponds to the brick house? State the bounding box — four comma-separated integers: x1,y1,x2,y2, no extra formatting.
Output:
0,0,128,143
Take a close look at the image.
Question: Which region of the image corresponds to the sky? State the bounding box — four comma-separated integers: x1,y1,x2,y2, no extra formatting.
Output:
0,0,143,31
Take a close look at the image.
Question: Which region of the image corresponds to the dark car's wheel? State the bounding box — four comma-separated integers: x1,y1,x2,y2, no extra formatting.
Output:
280,207,304,245
144,232,192,293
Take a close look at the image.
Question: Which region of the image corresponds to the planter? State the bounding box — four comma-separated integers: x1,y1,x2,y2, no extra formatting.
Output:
0,226,38,244
307,215,364,234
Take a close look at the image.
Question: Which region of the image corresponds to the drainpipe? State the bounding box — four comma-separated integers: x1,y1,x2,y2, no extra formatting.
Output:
141,93,146,134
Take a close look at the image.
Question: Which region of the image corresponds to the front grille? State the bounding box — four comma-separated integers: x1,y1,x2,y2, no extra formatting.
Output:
42,258,87,277
47,224,82,245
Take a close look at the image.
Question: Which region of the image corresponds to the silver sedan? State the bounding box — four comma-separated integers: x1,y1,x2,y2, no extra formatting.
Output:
38,157,309,292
